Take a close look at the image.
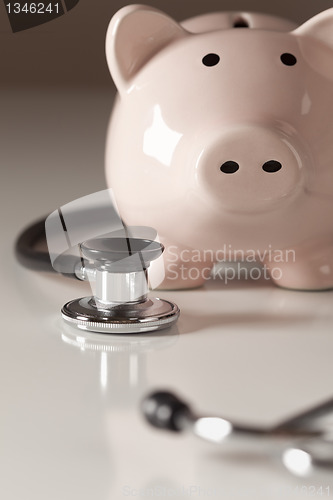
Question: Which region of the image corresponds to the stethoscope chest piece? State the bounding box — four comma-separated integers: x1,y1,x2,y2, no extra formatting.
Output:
61,236,180,334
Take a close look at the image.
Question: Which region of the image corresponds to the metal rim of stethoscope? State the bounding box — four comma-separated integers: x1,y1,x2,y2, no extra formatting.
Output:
61,296,179,333
15,217,180,334
61,322,179,352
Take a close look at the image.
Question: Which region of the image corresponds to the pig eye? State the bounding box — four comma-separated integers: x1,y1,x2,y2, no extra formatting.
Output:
280,53,297,66
202,54,220,67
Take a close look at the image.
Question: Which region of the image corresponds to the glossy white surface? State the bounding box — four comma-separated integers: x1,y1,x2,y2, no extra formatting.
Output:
1,88,333,499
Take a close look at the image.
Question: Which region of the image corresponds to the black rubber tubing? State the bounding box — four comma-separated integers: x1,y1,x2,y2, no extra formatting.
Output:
15,217,77,278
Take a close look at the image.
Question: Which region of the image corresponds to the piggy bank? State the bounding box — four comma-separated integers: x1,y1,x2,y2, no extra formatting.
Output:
105,5,333,290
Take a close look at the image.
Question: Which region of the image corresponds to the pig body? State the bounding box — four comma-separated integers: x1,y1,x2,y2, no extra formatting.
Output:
105,5,333,290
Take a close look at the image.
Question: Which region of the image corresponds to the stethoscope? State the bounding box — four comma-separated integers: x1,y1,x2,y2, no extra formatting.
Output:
15,189,180,334
15,190,333,477
61,234,180,334
142,390,333,477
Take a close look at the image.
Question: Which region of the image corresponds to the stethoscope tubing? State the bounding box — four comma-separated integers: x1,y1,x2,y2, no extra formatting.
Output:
142,390,333,474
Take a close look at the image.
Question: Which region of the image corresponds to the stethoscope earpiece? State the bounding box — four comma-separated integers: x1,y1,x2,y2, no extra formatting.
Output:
142,390,192,432
142,390,333,477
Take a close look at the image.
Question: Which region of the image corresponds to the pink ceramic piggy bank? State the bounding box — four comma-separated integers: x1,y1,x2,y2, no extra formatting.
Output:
105,5,333,290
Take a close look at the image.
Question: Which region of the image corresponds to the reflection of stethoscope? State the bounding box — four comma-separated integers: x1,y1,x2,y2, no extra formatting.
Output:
61,326,178,397
142,390,333,477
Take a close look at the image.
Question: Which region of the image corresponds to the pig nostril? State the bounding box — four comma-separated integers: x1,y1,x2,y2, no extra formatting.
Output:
220,161,239,174
202,53,220,67
262,160,282,173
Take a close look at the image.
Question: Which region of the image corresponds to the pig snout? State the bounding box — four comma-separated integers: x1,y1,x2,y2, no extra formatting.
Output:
197,126,305,212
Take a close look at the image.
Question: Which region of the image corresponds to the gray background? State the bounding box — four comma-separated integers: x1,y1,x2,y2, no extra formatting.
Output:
1,0,333,89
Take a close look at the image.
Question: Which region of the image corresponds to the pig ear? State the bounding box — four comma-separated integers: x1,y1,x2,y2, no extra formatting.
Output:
292,9,333,80
106,4,189,92
293,8,333,48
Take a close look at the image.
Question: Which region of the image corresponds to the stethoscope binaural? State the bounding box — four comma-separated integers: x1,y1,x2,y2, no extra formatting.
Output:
142,390,333,477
